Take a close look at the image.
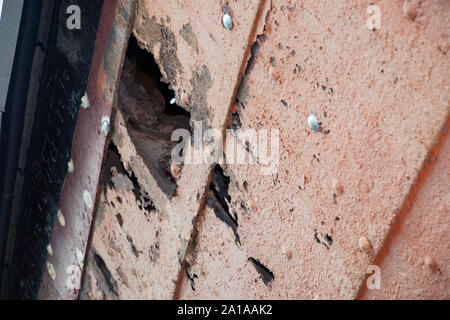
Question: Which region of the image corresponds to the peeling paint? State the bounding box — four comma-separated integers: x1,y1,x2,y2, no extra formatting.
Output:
179,23,199,54
133,8,181,85
188,65,211,121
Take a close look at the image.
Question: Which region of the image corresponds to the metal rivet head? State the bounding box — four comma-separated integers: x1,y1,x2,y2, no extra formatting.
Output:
222,13,233,30
81,93,90,109
424,255,437,271
101,116,110,134
47,244,53,256
47,262,56,280
57,209,66,227
332,178,344,195
67,159,74,173
284,249,292,260
359,236,372,253
308,113,319,131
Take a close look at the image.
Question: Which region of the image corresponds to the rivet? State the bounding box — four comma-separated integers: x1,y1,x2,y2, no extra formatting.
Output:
170,161,181,180
403,1,417,21
57,209,66,227
222,13,233,30
249,199,258,212
83,190,92,209
332,178,344,195
47,262,56,280
359,236,372,253
101,116,110,134
308,113,319,131
424,255,437,271
269,65,281,82
67,159,74,173
81,93,90,109
284,249,293,260
47,244,53,256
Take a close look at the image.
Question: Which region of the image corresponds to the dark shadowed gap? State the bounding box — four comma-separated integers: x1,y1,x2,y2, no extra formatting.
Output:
126,34,190,118
118,34,193,197
248,257,274,286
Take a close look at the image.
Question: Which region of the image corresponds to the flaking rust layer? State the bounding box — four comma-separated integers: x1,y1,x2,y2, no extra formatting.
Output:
82,0,269,299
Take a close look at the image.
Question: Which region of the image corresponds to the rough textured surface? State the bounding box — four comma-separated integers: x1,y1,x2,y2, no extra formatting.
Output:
81,0,270,299
360,122,449,300
132,0,270,125
81,0,449,300
80,146,165,299
40,0,133,300
177,0,449,299
9,0,107,300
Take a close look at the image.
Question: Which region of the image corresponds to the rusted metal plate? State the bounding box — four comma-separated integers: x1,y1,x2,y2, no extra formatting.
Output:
360,121,449,300
39,0,136,300
4,0,104,299
74,0,448,300
79,0,269,299
177,0,449,299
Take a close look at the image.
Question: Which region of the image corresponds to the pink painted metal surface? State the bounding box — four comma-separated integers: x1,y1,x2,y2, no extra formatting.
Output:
38,0,135,299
